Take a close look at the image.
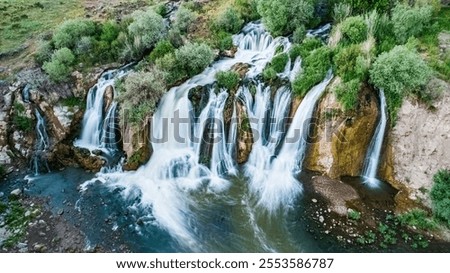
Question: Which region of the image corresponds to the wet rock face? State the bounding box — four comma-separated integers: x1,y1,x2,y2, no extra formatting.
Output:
381,80,450,209
103,85,114,114
236,102,253,164
121,119,152,171
305,82,379,179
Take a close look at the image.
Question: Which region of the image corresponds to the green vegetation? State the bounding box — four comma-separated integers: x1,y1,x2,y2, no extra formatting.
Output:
234,0,260,22
216,71,240,90
43,47,76,82
2,200,34,248
173,5,198,34
213,7,244,34
348,209,361,221
263,52,289,79
0,0,84,54
356,230,377,245
175,42,215,77
397,209,437,230
126,9,166,58
289,38,322,60
118,69,166,125
333,2,352,23
392,4,432,44
61,96,84,109
340,16,367,44
52,19,96,49
370,45,432,122
431,169,450,226
293,46,331,97
335,79,361,111
148,40,175,63
12,103,33,132
257,0,314,36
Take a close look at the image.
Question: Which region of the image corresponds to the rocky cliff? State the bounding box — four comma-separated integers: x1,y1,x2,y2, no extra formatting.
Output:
305,80,379,178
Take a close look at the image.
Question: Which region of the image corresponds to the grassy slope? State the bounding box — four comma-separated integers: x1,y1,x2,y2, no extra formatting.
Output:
417,7,450,81
0,0,84,54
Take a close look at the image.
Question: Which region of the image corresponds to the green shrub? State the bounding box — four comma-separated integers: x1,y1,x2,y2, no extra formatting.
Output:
397,209,437,230
340,15,367,44
167,28,184,48
100,20,120,43
155,53,187,85
418,78,446,105
348,209,361,221
289,37,322,60
148,40,175,63
257,0,314,36
333,2,352,23
214,7,244,34
263,67,277,81
370,45,432,121
216,71,240,90
118,69,167,124
173,5,198,34
334,44,365,82
74,36,93,56
175,42,214,77
392,4,433,44
293,46,332,97
431,169,450,226
234,0,260,22
35,40,53,65
340,0,395,14
269,53,289,73
335,78,361,111
127,9,165,56
154,3,167,16
43,47,76,82
215,31,234,51
13,103,33,132
52,19,96,49
292,25,306,44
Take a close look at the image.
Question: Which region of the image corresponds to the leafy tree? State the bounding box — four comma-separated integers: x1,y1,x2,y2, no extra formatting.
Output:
370,45,432,120
52,19,96,49
148,40,175,63
340,15,367,44
35,40,53,65
334,44,365,81
214,7,244,34
289,37,323,60
118,69,167,124
127,9,166,54
392,4,432,44
234,0,260,22
334,78,362,111
292,25,306,44
431,169,450,226
269,53,289,73
175,42,215,77
100,20,121,43
43,48,76,82
173,5,198,34
257,0,314,36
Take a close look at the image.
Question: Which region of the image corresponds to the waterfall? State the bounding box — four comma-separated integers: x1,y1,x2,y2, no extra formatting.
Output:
75,67,129,153
362,89,388,186
82,22,333,250
32,109,50,175
244,72,333,213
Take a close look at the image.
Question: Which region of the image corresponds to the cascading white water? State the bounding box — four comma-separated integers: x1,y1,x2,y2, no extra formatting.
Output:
362,89,387,186
82,22,333,250
75,67,129,152
100,101,119,150
244,72,333,213
32,109,50,175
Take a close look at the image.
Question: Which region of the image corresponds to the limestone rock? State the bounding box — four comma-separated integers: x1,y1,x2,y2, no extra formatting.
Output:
305,82,378,178
381,81,450,209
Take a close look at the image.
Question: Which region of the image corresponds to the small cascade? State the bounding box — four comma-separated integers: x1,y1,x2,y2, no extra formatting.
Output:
32,109,50,175
100,101,119,150
22,84,31,103
362,89,388,186
244,72,333,213
75,66,130,153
